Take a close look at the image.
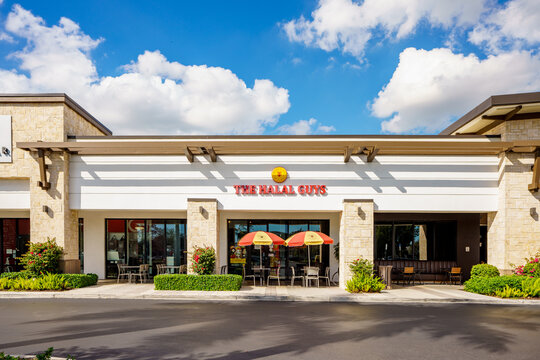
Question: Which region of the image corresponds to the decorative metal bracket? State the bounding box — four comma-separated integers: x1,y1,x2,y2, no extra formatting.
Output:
36,148,51,190
528,149,540,192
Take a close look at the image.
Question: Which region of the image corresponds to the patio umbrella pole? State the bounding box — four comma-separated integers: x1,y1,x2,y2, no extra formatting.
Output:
308,246,311,268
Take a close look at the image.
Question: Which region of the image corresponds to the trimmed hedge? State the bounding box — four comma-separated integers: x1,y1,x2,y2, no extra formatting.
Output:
464,275,523,295
62,273,98,288
470,264,500,278
0,272,98,290
154,274,243,291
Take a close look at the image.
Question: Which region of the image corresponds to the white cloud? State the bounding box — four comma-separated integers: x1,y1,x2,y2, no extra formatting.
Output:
284,0,487,59
278,118,335,135
370,47,540,133
0,5,290,135
469,0,540,53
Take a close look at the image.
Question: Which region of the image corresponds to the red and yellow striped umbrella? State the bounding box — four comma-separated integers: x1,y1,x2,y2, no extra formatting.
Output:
285,231,334,267
238,231,285,246
285,231,334,247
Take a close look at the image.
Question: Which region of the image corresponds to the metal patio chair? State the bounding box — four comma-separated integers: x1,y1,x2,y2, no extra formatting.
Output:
117,263,130,283
243,264,258,286
305,266,320,288
319,266,331,286
220,265,228,274
267,266,281,286
448,267,462,285
131,264,149,284
401,266,417,285
290,266,304,286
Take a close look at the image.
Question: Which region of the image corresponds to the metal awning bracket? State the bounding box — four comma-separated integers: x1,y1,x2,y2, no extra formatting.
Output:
528,148,540,192
36,148,50,190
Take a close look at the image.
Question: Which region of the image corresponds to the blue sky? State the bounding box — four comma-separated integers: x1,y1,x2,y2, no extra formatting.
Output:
0,0,538,135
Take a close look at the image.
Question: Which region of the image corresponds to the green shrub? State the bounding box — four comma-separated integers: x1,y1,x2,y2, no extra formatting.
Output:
495,285,527,298
470,264,500,278
464,275,523,295
0,273,97,291
62,273,98,288
0,272,31,280
349,257,373,277
346,274,385,293
154,274,242,291
18,238,63,276
191,246,216,275
521,277,540,297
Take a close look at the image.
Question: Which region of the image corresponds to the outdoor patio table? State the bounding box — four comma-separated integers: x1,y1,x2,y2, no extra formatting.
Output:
252,267,270,286
122,265,141,283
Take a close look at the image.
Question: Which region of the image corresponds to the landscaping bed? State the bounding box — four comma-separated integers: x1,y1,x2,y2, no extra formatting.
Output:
464,260,540,299
0,272,98,291
154,274,243,291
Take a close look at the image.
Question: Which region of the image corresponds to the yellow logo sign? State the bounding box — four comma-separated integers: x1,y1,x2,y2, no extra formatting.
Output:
271,167,287,183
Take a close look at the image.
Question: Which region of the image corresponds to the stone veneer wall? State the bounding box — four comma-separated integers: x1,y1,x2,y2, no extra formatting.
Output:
339,199,374,288
186,199,220,274
486,118,540,272
0,102,107,273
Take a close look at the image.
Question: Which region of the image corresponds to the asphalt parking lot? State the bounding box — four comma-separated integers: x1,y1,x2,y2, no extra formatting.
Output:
0,299,539,360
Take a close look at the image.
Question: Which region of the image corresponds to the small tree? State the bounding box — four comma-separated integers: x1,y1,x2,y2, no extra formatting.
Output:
191,246,216,275
18,237,64,276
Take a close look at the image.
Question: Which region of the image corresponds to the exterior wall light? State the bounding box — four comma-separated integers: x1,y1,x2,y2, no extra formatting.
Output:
530,207,538,220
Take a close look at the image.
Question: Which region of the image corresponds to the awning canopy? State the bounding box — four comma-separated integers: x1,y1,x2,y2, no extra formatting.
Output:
17,137,520,163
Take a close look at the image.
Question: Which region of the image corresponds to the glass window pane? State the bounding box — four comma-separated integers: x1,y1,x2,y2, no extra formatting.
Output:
148,220,165,275
227,220,248,275
106,219,126,278
375,224,393,260
127,220,145,266
395,224,414,260
268,221,287,272
166,220,186,266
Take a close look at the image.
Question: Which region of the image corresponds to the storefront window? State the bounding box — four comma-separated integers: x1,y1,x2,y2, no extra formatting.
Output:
375,221,455,261
375,224,393,260
1,218,30,273
227,219,330,279
106,219,186,278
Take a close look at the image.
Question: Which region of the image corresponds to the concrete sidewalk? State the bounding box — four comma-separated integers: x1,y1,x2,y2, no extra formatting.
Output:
1,281,539,305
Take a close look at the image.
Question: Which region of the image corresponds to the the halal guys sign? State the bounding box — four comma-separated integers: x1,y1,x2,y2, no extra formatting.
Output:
233,167,327,195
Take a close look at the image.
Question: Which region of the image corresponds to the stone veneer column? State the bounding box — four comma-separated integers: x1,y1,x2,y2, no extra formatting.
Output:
339,199,374,289
187,198,219,274
485,119,540,273
29,151,80,273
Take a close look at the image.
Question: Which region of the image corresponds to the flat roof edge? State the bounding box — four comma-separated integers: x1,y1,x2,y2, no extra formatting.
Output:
440,92,540,135
0,93,112,136
68,134,501,140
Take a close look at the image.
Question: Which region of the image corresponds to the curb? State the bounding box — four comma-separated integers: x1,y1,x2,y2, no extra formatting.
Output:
0,292,539,305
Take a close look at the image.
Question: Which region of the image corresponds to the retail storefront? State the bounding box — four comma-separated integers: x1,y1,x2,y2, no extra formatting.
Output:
1,93,540,287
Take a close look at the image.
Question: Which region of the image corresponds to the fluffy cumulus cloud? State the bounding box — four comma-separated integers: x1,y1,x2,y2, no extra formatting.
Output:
285,0,540,134
371,48,540,133
0,5,290,134
469,0,540,53
283,0,487,59
278,118,335,135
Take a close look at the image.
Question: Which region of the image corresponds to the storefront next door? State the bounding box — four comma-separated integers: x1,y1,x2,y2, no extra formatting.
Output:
227,219,330,279
105,219,187,278
0,218,30,272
